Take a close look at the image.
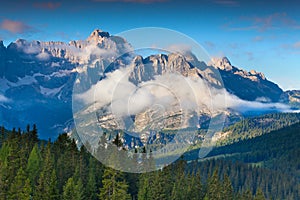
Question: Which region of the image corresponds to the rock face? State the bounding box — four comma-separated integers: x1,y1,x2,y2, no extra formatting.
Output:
128,54,284,102
128,53,205,85
0,29,130,138
211,57,283,102
127,53,231,91
280,90,300,108
0,29,288,138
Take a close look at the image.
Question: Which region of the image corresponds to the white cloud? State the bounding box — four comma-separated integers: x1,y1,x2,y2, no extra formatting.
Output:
75,65,296,119
226,94,294,113
51,62,60,67
166,44,192,55
36,52,50,61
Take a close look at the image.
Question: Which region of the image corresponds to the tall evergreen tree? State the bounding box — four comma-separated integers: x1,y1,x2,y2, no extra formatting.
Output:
87,157,97,200
0,144,9,199
204,169,222,200
99,167,130,200
222,174,234,200
8,167,32,200
35,141,58,200
241,189,253,200
138,172,154,200
254,188,266,200
6,136,21,184
63,177,82,200
26,144,42,185
188,170,203,200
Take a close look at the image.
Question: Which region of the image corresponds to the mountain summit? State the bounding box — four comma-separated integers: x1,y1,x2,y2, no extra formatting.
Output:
87,29,110,43
0,29,295,138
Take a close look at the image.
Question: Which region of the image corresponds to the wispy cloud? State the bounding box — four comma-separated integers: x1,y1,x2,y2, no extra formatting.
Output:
225,12,300,32
228,43,240,49
92,0,169,3
0,19,34,34
213,0,239,7
252,36,263,42
280,41,300,50
293,41,300,48
245,51,254,60
204,41,215,49
33,2,61,10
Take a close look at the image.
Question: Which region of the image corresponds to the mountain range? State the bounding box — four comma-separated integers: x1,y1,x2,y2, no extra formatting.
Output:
0,29,298,139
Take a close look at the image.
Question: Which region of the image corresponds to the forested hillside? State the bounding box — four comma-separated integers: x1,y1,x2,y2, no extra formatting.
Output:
0,123,298,199
186,121,300,199
219,112,300,145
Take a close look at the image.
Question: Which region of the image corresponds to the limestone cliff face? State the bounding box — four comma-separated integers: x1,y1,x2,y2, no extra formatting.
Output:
128,53,223,87
211,57,283,102
0,29,288,138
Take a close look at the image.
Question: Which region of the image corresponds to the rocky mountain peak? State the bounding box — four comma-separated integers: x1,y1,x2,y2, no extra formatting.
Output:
211,56,233,71
87,29,110,43
249,69,265,80
133,55,143,64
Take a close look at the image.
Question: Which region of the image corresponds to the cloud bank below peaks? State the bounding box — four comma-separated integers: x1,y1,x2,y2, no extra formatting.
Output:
75,63,296,119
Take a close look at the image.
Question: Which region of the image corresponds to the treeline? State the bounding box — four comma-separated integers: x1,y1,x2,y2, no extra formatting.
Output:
220,112,300,145
210,122,300,174
190,159,299,200
194,122,300,200
0,124,280,200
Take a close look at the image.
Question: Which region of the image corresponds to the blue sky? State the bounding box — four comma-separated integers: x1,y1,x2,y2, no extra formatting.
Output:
0,0,299,90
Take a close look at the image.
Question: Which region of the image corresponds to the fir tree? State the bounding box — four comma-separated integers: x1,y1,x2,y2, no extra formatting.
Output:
8,167,32,200
204,168,222,200
0,145,9,199
254,188,266,200
35,141,58,200
26,144,42,185
222,174,234,200
63,177,82,200
138,173,151,200
241,189,253,200
87,157,97,200
188,170,203,200
99,167,130,200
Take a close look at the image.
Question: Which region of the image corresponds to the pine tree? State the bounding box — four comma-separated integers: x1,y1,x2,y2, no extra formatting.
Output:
6,136,21,184
26,124,30,133
171,171,187,200
222,174,234,200
35,141,58,200
171,157,188,199
0,145,9,199
8,167,32,200
205,168,222,200
63,177,82,200
254,188,266,200
241,189,253,200
138,173,151,200
99,167,130,200
49,169,59,200
0,126,5,146
188,170,203,200
149,169,170,200
21,178,32,200
26,144,42,185
32,124,38,144
54,134,77,190
78,145,88,185
87,157,97,200
76,178,84,200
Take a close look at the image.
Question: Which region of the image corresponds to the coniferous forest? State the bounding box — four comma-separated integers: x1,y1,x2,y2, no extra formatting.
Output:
0,122,299,200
